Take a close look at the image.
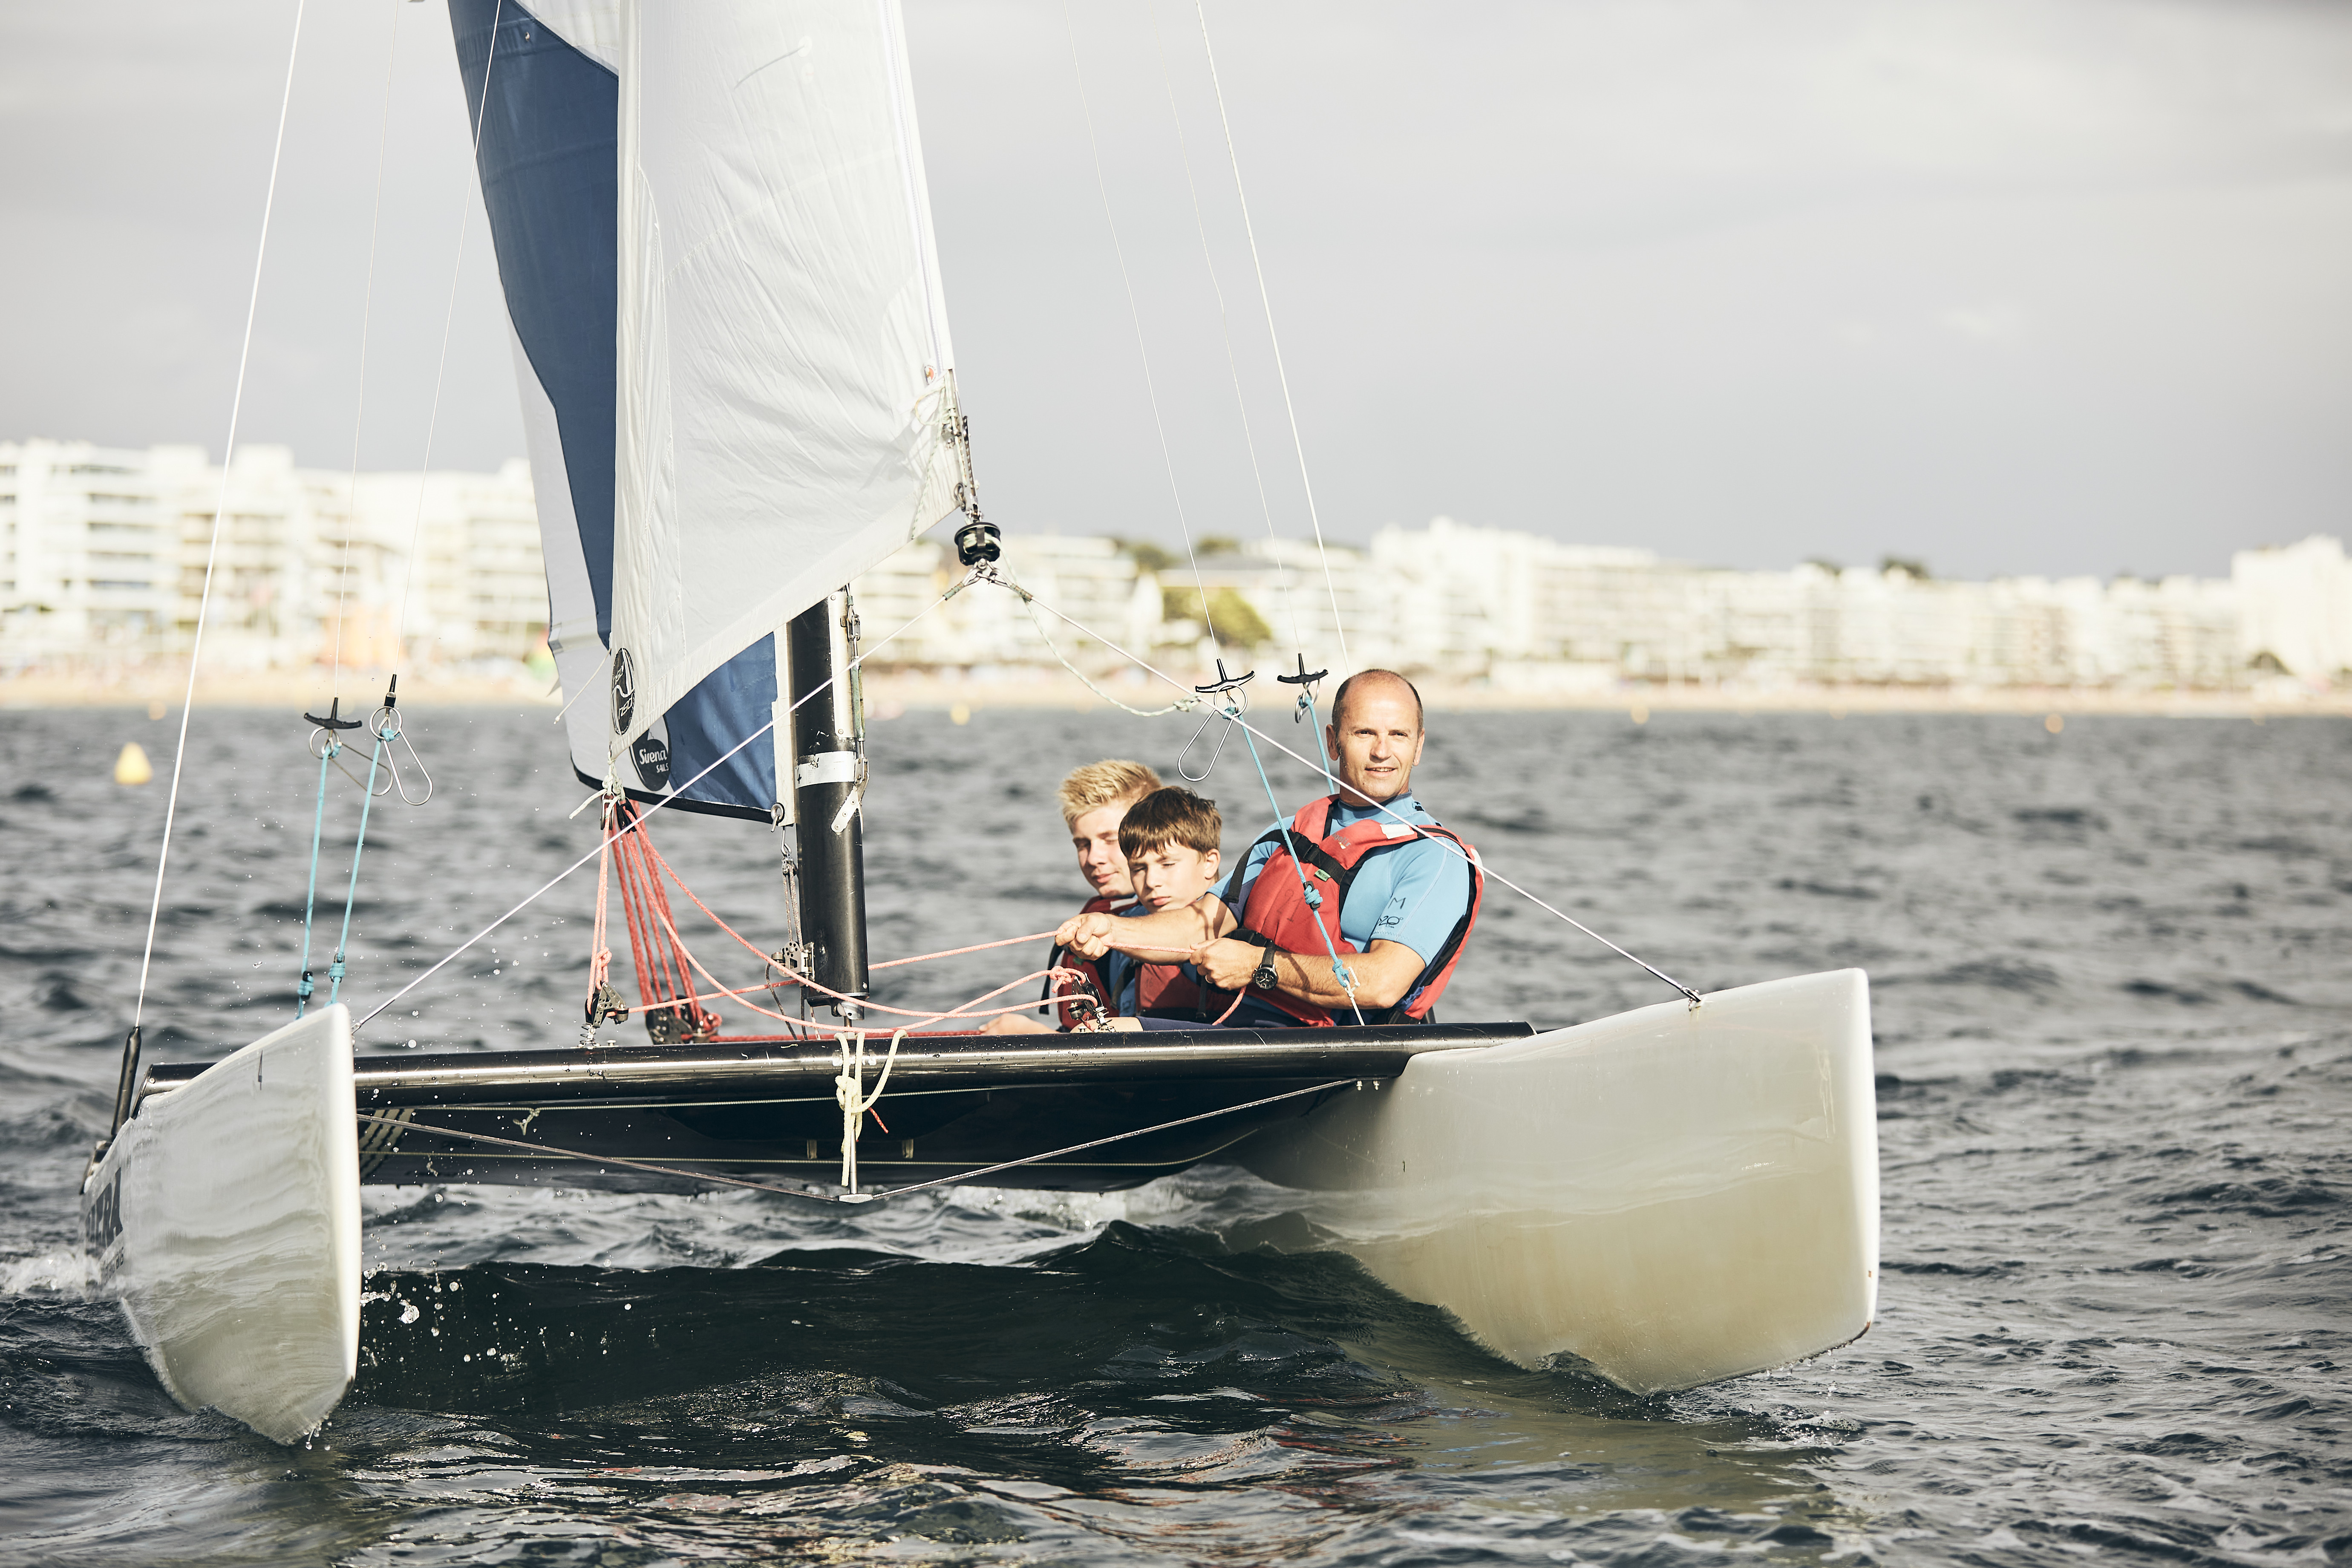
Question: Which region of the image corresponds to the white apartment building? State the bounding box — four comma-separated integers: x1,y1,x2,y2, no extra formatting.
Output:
854,533,1163,670
2234,535,2352,682
0,439,543,669
5,436,2333,692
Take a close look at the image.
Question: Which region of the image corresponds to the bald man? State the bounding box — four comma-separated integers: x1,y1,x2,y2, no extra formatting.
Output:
1055,669,1481,1027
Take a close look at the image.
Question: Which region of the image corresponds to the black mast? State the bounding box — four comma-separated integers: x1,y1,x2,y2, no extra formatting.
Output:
784,590,869,1020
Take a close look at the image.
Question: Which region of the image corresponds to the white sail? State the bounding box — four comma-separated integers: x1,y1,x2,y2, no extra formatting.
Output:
608,0,962,757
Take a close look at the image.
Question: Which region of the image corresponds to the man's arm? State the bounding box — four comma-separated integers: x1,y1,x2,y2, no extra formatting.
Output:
1190,935,1426,1010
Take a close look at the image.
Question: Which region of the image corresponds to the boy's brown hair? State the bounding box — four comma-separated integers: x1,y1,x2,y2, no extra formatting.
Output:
1055,759,1162,827
1119,787,1222,860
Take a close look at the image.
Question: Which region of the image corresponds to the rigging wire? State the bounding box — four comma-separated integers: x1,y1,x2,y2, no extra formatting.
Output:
1062,0,1219,655
354,1075,1352,1206
1016,591,1200,716
392,0,506,648
129,0,311,1036
353,582,959,1032
1144,0,1305,660
1192,0,1352,672
1013,585,1706,1006
323,0,407,704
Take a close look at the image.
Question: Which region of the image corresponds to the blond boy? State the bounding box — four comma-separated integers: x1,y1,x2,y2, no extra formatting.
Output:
1058,759,1163,908
980,759,1162,1035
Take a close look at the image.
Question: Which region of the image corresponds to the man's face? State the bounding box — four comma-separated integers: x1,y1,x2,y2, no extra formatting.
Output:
1126,844,1222,912
1324,682,1426,805
1070,801,1136,898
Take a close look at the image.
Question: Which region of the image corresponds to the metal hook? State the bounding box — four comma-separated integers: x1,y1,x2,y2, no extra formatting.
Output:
367,673,433,805
1276,653,1327,723
1176,706,1234,783
372,717,434,806
1178,660,1253,782
311,726,391,796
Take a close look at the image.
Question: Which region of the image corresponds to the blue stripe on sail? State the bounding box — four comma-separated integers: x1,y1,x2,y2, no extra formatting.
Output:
451,0,616,641
664,634,779,813
453,0,779,817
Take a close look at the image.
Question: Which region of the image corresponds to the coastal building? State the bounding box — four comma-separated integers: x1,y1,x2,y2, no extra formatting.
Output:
2234,535,2352,682
0,440,541,670
2,437,2332,694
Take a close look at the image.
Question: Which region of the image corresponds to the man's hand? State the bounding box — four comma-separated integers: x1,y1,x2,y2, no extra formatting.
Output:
1191,937,1428,1011
1194,936,1267,992
1055,910,1119,958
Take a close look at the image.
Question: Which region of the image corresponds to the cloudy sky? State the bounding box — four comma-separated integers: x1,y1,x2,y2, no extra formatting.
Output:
3,0,2348,579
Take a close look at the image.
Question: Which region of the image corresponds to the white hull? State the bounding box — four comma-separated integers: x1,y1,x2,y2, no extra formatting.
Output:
82,1006,361,1444
1242,969,1880,1394
84,975,1872,1439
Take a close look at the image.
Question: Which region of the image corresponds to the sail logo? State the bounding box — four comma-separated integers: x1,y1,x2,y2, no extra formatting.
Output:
84,1167,124,1260
631,732,672,791
611,648,637,734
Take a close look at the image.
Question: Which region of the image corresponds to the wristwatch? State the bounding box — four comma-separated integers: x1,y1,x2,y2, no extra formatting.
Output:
1251,949,1280,991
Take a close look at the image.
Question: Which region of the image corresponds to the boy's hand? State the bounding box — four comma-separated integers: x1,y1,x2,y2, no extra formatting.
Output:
1055,911,1117,957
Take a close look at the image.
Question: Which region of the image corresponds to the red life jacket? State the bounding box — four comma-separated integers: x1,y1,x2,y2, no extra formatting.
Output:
1100,946,1216,1021
1222,795,1482,1027
1044,893,1127,1027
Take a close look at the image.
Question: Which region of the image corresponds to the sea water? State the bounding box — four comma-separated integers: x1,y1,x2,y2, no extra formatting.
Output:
0,704,2343,1565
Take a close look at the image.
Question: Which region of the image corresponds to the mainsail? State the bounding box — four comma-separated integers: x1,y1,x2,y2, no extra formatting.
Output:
454,0,963,818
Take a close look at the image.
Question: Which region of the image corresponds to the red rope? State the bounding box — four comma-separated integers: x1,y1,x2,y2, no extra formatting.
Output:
591,811,1229,1037
608,799,721,1039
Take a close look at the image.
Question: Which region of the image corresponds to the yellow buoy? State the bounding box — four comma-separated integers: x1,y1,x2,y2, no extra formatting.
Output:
1629,703,1649,726
115,742,154,785
949,702,971,726
2044,713,2064,734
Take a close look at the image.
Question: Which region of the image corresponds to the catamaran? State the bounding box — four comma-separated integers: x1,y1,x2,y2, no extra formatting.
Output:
80,0,1879,1446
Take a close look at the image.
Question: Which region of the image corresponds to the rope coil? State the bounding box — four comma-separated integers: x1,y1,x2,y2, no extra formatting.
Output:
833,1028,908,1195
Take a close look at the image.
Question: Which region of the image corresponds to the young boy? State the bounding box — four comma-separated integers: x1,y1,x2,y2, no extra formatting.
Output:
1095,787,1225,1026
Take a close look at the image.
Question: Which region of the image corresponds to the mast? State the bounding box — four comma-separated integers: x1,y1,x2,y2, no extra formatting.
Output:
785,589,869,1017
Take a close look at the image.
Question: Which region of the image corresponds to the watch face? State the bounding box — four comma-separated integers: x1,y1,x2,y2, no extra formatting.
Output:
1253,959,1278,990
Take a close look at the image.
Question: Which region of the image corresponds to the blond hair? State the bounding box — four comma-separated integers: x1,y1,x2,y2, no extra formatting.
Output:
1119,787,1221,860
1056,759,1162,826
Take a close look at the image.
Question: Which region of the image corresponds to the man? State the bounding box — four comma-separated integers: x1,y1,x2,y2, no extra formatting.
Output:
982,758,1161,1033
1055,670,1481,1026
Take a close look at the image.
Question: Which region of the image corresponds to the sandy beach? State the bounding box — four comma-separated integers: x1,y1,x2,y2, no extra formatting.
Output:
2,660,2340,719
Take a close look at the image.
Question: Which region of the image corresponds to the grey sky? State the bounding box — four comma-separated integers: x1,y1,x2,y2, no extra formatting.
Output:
3,0,2347,579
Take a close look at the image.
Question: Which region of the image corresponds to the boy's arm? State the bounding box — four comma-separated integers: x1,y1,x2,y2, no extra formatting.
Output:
1056,895,1235,960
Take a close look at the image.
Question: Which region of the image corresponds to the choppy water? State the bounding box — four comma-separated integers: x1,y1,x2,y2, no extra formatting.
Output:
0,703,2345,1566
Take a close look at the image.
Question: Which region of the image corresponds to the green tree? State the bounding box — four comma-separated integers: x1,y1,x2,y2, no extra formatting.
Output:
1114,538,1177,574
1160,585,1271,649
1207,587,1272,649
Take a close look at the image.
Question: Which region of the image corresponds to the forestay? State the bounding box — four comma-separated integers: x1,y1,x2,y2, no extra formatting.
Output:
454,0,963,818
